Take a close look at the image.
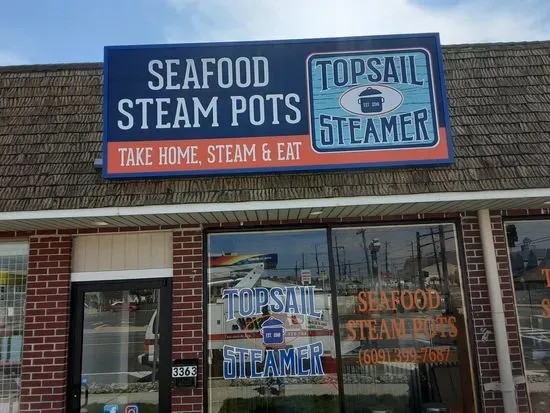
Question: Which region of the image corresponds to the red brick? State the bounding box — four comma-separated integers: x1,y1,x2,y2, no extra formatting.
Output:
20,235,71,413
36,229,58,235
0,230,17,237
57,229,78,234
174,236,194,243
33,236,60,242
16,231,36,237
76,228,100,234
115,226,141,232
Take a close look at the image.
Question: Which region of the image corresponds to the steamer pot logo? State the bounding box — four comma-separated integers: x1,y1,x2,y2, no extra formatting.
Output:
339,85,404,116
260,317,286,345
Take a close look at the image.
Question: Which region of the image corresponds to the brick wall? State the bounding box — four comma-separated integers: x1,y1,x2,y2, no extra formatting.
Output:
172,228,204,413
460,212,529,413
19,232,72,412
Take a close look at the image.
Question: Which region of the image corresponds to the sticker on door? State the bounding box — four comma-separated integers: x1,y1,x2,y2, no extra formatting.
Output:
103,405,119,413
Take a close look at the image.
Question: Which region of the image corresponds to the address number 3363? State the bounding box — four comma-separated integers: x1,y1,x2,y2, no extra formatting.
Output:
172,366,197,378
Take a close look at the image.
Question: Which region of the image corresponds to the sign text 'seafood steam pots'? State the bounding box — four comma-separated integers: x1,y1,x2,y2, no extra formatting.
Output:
103,33,453,178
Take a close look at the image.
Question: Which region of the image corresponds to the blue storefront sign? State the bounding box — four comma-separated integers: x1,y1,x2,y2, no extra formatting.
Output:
104,33,452,178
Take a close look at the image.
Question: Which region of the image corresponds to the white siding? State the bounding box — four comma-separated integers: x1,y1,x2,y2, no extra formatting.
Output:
72,232,173,273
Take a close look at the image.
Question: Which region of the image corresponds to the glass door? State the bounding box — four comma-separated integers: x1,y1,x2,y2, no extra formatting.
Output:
67,279,171,413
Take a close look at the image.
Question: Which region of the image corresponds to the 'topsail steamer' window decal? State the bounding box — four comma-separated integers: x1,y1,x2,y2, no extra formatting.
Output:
103,33,452,178
221,286,326,380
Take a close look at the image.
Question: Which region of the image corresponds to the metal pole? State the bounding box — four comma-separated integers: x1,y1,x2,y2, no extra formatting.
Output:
478,209,518,413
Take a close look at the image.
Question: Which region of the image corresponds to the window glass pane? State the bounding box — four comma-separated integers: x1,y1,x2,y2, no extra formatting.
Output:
0,242,28,413
207,229,340,413
333,225,475,413
81,288,161,413
506,221,550,412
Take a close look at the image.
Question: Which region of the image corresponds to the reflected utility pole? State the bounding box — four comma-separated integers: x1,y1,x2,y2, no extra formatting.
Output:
357,229,372,287
416,232,426,290
334,236,342,280
385,241,389,274
430,229,442,287
439,225,451,312
370,238,381,295
314,244,321,277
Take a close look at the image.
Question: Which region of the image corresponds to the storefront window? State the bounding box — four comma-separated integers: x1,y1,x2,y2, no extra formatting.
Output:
207,225,476,413
207,229,339,413
506,221,550,413
0,242,28,413
333,225,475,413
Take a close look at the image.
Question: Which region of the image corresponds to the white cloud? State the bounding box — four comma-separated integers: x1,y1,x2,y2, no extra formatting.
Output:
0,51,28,66
164,0,550,44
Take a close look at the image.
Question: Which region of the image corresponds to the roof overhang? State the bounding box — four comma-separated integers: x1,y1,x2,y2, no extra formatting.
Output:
1,188,550,231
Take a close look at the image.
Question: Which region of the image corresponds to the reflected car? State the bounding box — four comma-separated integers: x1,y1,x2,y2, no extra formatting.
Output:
138,310,158,367
108,301,138,312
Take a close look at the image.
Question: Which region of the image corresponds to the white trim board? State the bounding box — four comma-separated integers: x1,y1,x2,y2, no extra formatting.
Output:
71,268,172,282
2,188,550,222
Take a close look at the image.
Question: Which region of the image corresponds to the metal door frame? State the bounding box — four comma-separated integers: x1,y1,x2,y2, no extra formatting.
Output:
66,278,172,412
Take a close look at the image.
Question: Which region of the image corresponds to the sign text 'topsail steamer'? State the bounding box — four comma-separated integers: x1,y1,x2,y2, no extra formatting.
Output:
103,34,452,178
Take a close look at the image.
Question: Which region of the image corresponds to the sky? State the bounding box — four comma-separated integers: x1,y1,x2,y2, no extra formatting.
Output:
0,0,549,66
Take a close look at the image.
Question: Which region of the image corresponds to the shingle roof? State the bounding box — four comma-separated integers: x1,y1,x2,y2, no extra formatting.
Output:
1,41,550,213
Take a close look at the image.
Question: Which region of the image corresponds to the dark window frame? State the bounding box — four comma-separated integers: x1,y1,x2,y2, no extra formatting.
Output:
502,215,550,413
203,218,481,413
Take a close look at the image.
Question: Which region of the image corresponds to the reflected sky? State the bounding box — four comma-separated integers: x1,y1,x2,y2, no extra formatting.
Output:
208,224,459,279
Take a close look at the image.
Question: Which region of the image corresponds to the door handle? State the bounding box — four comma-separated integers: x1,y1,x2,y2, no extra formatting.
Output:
70,384,80,410
81,383,89,408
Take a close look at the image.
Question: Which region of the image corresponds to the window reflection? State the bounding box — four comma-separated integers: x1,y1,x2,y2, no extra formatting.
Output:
207,225,476,413
506,221,550,413
334,225,474,413
81,288,161,413
207,230,339,413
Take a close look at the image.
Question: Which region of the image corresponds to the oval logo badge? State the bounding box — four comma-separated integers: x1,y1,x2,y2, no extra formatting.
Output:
339,85,404,116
